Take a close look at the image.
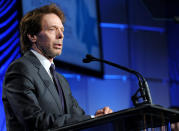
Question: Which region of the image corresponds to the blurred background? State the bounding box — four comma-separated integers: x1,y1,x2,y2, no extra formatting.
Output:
0,0,179,130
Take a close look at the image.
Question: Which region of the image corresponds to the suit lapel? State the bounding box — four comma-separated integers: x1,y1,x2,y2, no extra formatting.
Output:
57,75,71,113
38,67,64,112
24,51,64,113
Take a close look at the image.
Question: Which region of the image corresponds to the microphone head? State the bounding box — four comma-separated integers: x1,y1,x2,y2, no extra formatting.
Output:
82,58,91,63
83,54,96,63
86,54,94,59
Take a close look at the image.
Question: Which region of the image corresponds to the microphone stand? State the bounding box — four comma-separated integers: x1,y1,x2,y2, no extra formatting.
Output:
83,54,152,107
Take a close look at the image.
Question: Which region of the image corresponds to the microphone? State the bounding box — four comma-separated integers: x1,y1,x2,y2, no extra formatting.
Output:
83,54,139,75
83,54,152,107
82,54,95,63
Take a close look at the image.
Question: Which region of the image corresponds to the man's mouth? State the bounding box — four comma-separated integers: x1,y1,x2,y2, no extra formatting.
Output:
54,44,62,49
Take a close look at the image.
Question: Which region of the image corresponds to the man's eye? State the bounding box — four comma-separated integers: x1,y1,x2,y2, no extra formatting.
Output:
49,28,55,31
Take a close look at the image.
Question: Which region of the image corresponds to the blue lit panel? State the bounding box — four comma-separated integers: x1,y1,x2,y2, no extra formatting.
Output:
0,0,16,17
0,0,21,130
100,22,165,33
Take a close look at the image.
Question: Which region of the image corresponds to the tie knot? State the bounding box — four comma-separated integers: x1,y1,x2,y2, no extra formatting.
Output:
50,64,55,72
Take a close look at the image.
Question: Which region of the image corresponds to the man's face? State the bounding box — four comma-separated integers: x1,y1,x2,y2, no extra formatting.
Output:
35,13,64,59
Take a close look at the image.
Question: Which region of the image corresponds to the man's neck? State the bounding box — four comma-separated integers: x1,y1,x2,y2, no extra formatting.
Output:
32,46,53,62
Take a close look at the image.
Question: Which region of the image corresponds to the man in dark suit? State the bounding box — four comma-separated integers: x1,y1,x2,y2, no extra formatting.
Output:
2,4,112,131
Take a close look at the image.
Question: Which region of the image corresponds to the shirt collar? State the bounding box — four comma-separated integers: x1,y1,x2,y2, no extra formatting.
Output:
30,49,52,72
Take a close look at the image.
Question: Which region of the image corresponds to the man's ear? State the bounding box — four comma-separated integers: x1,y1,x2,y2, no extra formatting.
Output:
27,34,37,43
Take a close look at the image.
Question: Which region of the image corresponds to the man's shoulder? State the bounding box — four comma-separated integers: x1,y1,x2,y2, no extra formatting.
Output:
10,56,31,67
7,52,38,74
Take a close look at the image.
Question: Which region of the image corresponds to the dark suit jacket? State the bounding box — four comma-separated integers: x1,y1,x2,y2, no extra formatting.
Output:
2,51,90,131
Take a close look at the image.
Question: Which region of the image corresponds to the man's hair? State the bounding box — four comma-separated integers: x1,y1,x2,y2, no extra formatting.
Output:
20,4,65,54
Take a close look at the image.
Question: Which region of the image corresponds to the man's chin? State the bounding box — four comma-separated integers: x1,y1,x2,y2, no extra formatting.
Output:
55,49,62,54
54,51,62,57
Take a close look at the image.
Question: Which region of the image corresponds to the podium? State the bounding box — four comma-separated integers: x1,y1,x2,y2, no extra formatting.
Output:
52,104,179,131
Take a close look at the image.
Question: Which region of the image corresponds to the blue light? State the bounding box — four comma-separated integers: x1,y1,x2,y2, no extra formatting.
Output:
100,22,165,33
0,0,19,130
0,0,16,18
0,20,18,40
0,47,20,75
15,53,21,59
122,76,127,81
62,73,81,80
0,0,10,12
0,102,6,131
104,75,127,81
62,74,76,78
0,31,19,52
0,38,19,61
168,121,171,131
0,0,5,7
100,23,128,30
0,11,17,28
131,25,165,33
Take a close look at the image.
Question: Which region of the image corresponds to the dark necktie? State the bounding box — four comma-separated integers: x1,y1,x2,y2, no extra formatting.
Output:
50,64,65,112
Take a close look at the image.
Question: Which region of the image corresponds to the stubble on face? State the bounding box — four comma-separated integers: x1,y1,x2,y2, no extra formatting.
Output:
36,33,63,59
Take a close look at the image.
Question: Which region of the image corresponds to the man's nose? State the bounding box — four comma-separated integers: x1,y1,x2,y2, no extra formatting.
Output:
57,30,64,39
58,34,63,39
